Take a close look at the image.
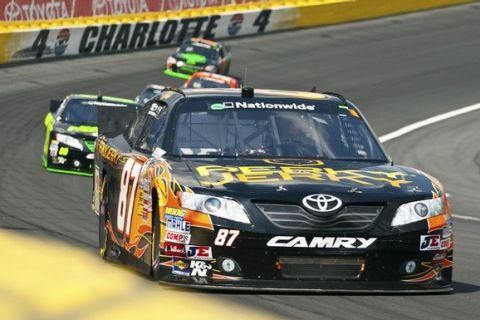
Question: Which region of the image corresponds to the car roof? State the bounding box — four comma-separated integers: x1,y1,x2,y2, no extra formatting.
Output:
189,37,220,48
67,94,137,104
176,88,339,102
191,72,236,82
145,84,165,90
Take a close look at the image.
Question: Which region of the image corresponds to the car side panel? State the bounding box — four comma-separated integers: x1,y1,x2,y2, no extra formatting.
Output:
42,112,55,166
95,136,154,273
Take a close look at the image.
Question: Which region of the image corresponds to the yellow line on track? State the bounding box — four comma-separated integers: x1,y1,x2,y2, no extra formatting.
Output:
0,229,276,319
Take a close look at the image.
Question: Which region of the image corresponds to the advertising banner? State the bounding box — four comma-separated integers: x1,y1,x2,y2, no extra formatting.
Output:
0,0,264,21
1,7,297,63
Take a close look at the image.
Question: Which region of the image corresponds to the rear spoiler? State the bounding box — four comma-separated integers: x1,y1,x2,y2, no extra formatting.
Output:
97,103,139,138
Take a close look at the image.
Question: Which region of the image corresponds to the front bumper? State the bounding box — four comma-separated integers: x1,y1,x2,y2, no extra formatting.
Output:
43,144,94,176
164,69,192,80
157,228,453,292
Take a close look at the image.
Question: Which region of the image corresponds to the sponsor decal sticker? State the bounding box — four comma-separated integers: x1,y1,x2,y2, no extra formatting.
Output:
196,164,412,188
210,101,315,111
98,141,121,164
420,235,447,251
186,245,213,260
228,13,244,36
54,28,70,56
164,242,186,257
165,230,191,244
210,103,225,110
442,224,453,238
190,260,212,277
440,239,449,250
165,214,190,233
82,101,128,107
267,236,377,248
147,102,165,119
49,140,59,156
164,207,186,217
433,252,447,261
172,257,191,276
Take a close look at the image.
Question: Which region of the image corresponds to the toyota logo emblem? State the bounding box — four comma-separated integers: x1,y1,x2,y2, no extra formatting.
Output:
302,194,342,213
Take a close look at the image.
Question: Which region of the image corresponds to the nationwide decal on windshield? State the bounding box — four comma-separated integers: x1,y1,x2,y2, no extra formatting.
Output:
195,163,412,188
82,101,129,107
210,101,315,111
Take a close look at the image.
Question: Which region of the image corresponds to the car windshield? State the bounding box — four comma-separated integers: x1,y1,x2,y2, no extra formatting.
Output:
169,98,388,161
140,87,163,103
179,41,218,60
187,78,230,89
60,98,136,125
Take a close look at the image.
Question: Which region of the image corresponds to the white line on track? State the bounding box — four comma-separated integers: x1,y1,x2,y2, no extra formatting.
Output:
378,102,480,222
379,103,480,143
454,214,480,222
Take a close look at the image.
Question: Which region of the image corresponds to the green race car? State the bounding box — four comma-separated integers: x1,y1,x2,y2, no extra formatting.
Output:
42,94,139,176
164,38,232,80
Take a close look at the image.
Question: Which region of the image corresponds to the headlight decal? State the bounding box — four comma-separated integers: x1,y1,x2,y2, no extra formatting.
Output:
56,133,83,151
179,192,251,224
427,213,449,233
204,65,217,72
391,197,445,227
166,56,177,67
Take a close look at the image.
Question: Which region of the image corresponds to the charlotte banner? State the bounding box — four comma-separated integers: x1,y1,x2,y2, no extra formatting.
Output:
0,7,298,63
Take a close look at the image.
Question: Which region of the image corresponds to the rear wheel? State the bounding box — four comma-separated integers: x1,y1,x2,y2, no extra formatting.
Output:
98,176,109,259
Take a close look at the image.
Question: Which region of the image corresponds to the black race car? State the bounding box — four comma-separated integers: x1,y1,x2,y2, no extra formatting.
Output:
43,94,139,176
164,38,231,80
92,87,453,292
135,84,165,105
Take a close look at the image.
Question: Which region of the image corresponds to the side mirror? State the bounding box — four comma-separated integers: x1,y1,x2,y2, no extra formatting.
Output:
225,45,231,52
49,99,62,113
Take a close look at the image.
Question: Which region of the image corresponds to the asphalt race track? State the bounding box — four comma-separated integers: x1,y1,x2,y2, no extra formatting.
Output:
1,3,479,319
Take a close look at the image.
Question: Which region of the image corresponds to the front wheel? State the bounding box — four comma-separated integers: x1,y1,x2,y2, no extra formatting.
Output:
151,200,161,280
99,205,108,259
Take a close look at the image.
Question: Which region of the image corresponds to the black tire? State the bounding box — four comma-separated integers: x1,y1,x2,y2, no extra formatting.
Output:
151,194,161,280
98,176,109,260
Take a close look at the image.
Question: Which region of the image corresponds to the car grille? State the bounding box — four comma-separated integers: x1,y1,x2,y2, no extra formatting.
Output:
84,140,95,152
278,256,365,280
255,203,383,231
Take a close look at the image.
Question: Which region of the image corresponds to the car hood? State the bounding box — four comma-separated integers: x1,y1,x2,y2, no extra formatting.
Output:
175,52,208,66
54,121,98,139
167,158,441,201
